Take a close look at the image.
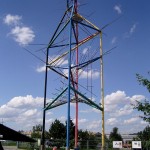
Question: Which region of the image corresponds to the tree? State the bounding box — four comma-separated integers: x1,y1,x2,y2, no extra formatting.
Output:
135,126,150,150
49,119,65,139
31,124,42,138
64,118,75,148
78,129,89,140
78,130,99,149
78,129,89,148
109,127,122,148
133,74,150,123
65,119,75,140
109,127,122,141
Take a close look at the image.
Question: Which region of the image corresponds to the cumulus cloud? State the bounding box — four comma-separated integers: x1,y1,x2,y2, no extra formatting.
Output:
59,116,66,123
87,120,100,129
111,105,133,117
0,95,52,130
114,5,122,14
7,95,43,108
36,55,68,73
79,69,100,79
23,109,38,117
124,117,139,124
104,91,145,115
62,68,100,79
105,90,129,105
130,94,145,104
0,91,147,132
106,118,118,125
10,26,35,45
48,55,68,67
4,14,35,45
73,118,88,125
36,65,46,72
3,14,22,25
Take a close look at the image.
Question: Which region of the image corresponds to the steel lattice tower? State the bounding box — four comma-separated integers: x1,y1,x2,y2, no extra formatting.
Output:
41,1,105,150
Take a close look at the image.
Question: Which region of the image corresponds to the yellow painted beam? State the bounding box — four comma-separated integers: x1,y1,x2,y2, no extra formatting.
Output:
48,31,99,66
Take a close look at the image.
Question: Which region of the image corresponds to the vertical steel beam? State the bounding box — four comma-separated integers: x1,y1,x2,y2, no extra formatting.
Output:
74,0,79,148
66,3,74,150
100,33,105,150
41,47,49,150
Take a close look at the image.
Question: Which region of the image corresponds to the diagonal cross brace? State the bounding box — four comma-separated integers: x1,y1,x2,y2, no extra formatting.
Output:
70,86,103,111
44,86,103,111
44,87,68,110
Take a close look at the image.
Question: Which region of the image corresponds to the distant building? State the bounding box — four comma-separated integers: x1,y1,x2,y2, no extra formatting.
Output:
106,133,137,144
22,131,32,137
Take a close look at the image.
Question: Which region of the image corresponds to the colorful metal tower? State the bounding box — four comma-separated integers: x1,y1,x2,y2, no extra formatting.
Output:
41,0,105,150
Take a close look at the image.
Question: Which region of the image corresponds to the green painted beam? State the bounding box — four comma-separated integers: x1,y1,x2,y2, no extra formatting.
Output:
70,86,103,111
45,87,68,110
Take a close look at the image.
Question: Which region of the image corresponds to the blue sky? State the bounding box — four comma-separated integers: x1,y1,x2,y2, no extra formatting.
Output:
0,0,150,134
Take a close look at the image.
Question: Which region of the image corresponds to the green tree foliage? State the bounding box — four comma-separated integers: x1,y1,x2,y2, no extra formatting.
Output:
78,129,89,140
109,127,122,148
49,119,66,139
64,119,75,148
78,129,89,148
78,130,99,149
109,127,122,141
136,126,150,150
133,74,150,123
31,124,42,138
65,119,75,140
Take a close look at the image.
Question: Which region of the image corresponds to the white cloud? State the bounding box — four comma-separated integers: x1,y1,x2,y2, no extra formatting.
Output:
7,95,43,108
59,116,66,123
112,105,133,117
46,118,54,125
79,108,101,114
140,120,148,125
82,46,91,55
0,95,46,130
87,120,100,129
62,68,100,79
3,14,22,25
130,24,137,34
73,118,88,125
111,37,117,44
4,14,35,45
104,91,145,115
36,65,46,72
130,95,145,104
0,91,147,133
49,55,68,67
106,118,118,125
36,55,68,73
92,108,101,113
79,109,91,113
79,118,88,124
124,23,137,38
10,26,35,45
105,90,129,105
23,109,37,117
46,112,53,116
79,69,100,79
124,117,139,124
114,5,122,14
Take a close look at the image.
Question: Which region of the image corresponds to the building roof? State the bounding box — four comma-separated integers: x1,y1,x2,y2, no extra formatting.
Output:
0,124,36,142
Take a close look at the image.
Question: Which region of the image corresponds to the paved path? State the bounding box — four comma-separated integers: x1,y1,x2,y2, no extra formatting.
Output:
3,146,25,150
